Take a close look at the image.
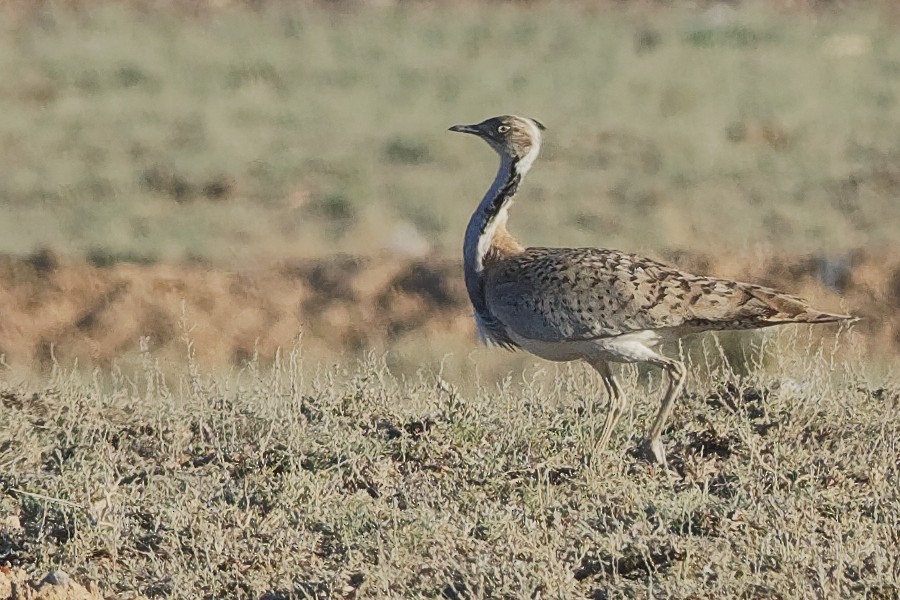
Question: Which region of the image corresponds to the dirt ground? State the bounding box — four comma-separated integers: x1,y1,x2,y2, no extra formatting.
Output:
1,345,897,599
0,564,132,600
0,247,896,373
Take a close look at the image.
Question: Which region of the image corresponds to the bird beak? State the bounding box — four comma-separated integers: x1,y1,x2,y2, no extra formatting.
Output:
448,124,480,135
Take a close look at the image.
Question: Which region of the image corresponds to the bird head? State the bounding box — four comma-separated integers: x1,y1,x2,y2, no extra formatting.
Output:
449,115,545,165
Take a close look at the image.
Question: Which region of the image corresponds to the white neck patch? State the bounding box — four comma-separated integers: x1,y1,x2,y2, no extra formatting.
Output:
465,155,516,274
516,118,543,176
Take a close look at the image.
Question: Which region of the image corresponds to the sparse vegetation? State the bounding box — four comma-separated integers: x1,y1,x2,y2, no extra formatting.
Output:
1,335,898,598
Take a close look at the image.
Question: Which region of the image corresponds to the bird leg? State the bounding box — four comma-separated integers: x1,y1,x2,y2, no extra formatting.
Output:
646,359,687,468
589,359,624,454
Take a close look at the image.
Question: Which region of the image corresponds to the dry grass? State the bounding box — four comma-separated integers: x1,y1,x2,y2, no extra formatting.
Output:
1,334,898,598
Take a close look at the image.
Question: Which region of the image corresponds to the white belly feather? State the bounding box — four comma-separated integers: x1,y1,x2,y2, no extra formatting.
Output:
506,329,669,364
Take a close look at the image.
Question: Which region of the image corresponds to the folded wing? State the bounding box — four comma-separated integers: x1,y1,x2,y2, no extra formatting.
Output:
484,247,849,343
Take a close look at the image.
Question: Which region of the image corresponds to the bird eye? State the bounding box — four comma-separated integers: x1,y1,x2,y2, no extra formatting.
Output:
497,125,511,134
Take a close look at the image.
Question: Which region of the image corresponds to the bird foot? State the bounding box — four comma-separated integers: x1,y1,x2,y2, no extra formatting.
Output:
636,438,670,470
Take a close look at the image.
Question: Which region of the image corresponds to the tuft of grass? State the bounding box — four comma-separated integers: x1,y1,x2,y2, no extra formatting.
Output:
0,335,897,598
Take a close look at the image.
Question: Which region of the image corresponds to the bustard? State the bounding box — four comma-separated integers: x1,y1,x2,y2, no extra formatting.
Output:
450,115,852,468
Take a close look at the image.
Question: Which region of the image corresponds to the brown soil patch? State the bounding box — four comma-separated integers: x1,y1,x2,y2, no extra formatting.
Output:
0,248,895,372
0,252,470,370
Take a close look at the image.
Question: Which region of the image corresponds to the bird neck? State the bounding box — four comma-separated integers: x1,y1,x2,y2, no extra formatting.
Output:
463,152,529,316
464,154,525,270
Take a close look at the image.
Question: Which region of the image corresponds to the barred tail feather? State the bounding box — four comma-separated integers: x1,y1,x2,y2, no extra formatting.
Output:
794,309,855,324
747,287,854,325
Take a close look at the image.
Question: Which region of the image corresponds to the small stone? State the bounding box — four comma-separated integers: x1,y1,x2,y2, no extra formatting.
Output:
43,570,72,586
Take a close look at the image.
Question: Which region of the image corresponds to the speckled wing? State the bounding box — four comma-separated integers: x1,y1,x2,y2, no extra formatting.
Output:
483,247,841,343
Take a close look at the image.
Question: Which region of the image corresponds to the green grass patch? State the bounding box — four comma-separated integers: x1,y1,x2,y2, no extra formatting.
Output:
0,3,899,263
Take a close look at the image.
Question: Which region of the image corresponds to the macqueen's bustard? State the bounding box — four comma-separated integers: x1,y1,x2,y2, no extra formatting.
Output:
450,115,852,468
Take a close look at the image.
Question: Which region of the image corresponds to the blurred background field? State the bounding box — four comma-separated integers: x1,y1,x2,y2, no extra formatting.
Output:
0,0,899,376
